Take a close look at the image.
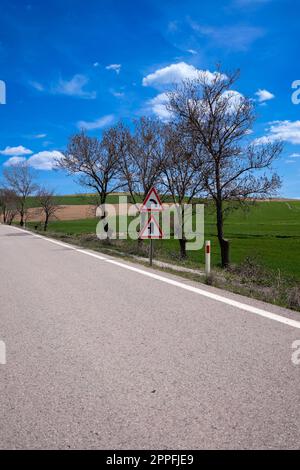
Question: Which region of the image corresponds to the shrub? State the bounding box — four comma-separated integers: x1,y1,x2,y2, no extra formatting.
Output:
286,286,300,310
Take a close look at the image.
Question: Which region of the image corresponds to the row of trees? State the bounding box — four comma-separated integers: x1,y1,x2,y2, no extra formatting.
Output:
0,69,282,265
0,164,58,231
58,69,282,266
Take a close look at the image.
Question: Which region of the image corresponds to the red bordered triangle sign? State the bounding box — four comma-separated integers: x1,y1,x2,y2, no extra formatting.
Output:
140,187,163,212
139,214,164,239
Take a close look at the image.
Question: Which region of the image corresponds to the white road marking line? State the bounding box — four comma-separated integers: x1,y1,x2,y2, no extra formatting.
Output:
6,224,300,329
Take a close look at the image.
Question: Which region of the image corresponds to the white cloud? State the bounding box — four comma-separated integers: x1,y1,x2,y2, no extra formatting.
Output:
290,153,300,158
53,74,96,99
190,21,265,51
77,114,114,130
148,93,173,121
4,156,26,167
254,136,273,145
255,89,275,103
105,64,121,74
27,151,64,170
148,89,245,121
255,121,300,145
187,49,197,55
110,89,125,98
29,81,44,91
42,141,53,147
222,90,245,109
34,133,47,139
142,62,226,88
168,20,179,32
0,145,33,156
4,151,64,170
93,62,99,67
199,90,246,117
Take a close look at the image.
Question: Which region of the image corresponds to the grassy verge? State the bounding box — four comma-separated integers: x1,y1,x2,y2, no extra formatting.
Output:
27,199,300,278
25,217,300,312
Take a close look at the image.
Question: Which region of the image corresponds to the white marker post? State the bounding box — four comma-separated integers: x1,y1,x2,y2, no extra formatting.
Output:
205,240,211,277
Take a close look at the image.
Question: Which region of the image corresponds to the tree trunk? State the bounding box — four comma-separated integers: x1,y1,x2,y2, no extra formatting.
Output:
179,238,187,259
44,215,49,231
99,195,109,235
19,200,26,226
178,205,187,259
216,199,230,268
100,213,108,234
219,237,230,268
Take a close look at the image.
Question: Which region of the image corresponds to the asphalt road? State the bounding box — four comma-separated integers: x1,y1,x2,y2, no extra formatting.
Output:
0,223,300,450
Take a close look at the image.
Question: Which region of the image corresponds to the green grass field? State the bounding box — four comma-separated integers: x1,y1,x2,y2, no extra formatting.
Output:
26,193,128,208
28,200,300,280
26,193,206,207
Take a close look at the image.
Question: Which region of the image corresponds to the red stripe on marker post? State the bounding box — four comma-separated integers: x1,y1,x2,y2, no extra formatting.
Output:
205,241,211,276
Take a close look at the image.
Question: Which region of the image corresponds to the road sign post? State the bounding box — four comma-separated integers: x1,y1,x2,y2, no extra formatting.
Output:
140,187,163,266
149,239,153,266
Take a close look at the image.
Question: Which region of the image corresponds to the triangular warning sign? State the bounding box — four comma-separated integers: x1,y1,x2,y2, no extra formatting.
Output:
139,214,163,239
140,187,163,212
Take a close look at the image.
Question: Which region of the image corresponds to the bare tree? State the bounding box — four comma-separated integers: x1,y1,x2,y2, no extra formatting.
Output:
57,129,123,207
118,117,165,206
2,162,38,226
0,188,19,225
161,124,204,258
115,117,166,244
37,187,59,231
168,69,282,267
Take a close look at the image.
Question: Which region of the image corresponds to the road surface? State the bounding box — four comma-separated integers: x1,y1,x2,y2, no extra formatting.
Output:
0,223,300,449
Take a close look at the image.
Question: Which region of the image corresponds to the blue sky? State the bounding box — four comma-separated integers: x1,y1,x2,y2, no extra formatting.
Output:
0,0,300,196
